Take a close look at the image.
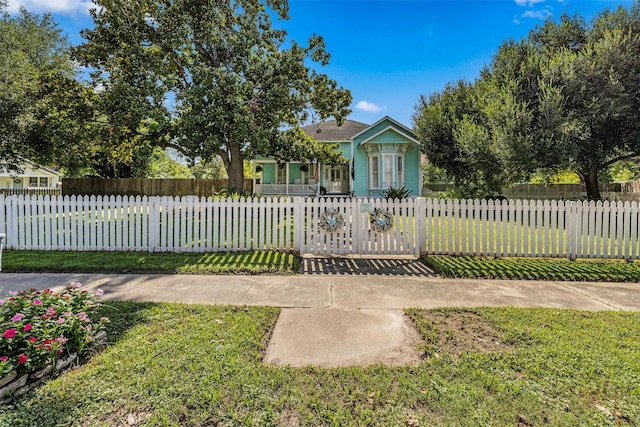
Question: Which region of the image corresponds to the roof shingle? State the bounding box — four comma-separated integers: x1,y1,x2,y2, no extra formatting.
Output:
301,119,370,142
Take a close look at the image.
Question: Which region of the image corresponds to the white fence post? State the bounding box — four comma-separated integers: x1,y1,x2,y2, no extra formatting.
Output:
416,197,427,255
293,197,302,253
0,195,5,242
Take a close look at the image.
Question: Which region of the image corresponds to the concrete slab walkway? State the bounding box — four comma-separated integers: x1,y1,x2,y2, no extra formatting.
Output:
1,272,638,367
2,273,637,311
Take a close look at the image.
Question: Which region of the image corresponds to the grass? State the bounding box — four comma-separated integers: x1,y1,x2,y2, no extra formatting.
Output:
423,255,640,282
0,302,638,426
1,250,299,275
3,249,640,282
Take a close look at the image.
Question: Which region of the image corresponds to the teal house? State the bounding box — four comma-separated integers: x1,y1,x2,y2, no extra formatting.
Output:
253,116,422,197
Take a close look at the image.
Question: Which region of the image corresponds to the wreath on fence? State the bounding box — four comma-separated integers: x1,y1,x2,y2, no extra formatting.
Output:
318,208,344,233
369,208,394,233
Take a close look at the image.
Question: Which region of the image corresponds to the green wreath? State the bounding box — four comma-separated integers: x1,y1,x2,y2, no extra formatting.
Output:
370,208,393,232
318,208,344,233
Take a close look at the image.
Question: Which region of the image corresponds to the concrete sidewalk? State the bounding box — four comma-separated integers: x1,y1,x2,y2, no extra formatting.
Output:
1,272,638,367
1,272,638,311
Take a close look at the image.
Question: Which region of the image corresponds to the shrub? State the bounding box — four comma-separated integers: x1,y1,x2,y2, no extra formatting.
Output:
0,284,108,378
382,186,411,200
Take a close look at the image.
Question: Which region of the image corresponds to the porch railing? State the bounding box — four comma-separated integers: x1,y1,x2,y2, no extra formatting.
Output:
255,183,316,196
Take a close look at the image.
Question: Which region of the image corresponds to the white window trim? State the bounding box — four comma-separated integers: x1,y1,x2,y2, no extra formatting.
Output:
369,155,380,190
368,153,405,190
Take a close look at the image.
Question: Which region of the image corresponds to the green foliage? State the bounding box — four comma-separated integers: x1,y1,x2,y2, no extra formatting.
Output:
0,285,108,378
423,256,640,282
381,185,411,200
76,0,352,191
422,162,450,184
529,170,581,184
414,3,640,200
0,6,74,173
212,187,255,199
147,148,191,178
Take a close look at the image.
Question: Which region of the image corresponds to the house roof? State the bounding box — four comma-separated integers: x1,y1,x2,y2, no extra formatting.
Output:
354,116,420,146
0,157,62,177
301,119,370,142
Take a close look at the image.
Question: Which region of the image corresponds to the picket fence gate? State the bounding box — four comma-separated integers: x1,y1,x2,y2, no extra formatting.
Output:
1,195,639,260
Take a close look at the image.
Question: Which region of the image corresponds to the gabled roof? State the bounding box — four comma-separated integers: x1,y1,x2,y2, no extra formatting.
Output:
354,116,419,146
0,157,62,177
301,119,370,142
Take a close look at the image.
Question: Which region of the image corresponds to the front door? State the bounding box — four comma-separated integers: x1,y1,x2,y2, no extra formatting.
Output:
323,165,347,194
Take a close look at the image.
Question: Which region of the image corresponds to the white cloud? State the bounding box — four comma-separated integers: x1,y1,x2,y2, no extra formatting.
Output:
514,0,546,7
7,0,95,15
522,9,552,20
355,101,385,113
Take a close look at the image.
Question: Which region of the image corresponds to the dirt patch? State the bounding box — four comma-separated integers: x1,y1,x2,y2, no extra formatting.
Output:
408,309,514,358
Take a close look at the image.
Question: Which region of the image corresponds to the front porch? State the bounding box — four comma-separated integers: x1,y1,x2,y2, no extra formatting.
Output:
255,182,317,196
253,161,350,196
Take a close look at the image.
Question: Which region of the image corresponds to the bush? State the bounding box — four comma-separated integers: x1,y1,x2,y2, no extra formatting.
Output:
0,284,108,378
382,186,411,200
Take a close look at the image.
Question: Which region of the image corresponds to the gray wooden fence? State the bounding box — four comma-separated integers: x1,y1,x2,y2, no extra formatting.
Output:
62,178,253,197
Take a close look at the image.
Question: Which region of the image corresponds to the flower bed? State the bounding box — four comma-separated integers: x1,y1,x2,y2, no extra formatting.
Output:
0,284,108,399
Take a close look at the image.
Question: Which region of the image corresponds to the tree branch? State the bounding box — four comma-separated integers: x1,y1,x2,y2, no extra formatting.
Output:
603,152,639,167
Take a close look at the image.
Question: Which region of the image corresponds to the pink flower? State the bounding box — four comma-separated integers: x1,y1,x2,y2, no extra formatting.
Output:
0,300,4,305
11,313,24,322
33,299,42,305
57,336,68,345
28,336,37,343
47,306,57,315
23,323,32,332
57,317,65,324
0,356,8,362
71,282,82,288
96,289,104,296
64,311,73,317
78,312,90,322
17,354,28,364
2,329,17,339
86,324,92,332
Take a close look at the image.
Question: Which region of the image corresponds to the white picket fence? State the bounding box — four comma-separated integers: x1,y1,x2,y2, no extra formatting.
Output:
0,195,639,259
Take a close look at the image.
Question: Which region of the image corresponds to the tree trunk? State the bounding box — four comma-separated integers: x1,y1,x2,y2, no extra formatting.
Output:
226,142,245,193
584,171,602,201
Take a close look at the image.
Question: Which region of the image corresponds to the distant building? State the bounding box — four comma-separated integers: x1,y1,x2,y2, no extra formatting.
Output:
0,158,62,191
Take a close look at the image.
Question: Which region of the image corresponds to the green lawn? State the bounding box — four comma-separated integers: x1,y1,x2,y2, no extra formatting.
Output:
4,250,640,282
423,255,640,282
1,302,638,426
1,250,299,275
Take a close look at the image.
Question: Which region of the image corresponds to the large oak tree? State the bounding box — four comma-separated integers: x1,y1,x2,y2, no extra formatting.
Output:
414,3,640,200
76,0,352,191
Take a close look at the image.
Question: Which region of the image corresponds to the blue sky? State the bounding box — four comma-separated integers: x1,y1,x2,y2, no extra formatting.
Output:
7,0,633,127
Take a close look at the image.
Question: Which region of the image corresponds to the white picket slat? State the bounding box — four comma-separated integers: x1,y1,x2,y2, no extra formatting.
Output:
1,195,639,259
